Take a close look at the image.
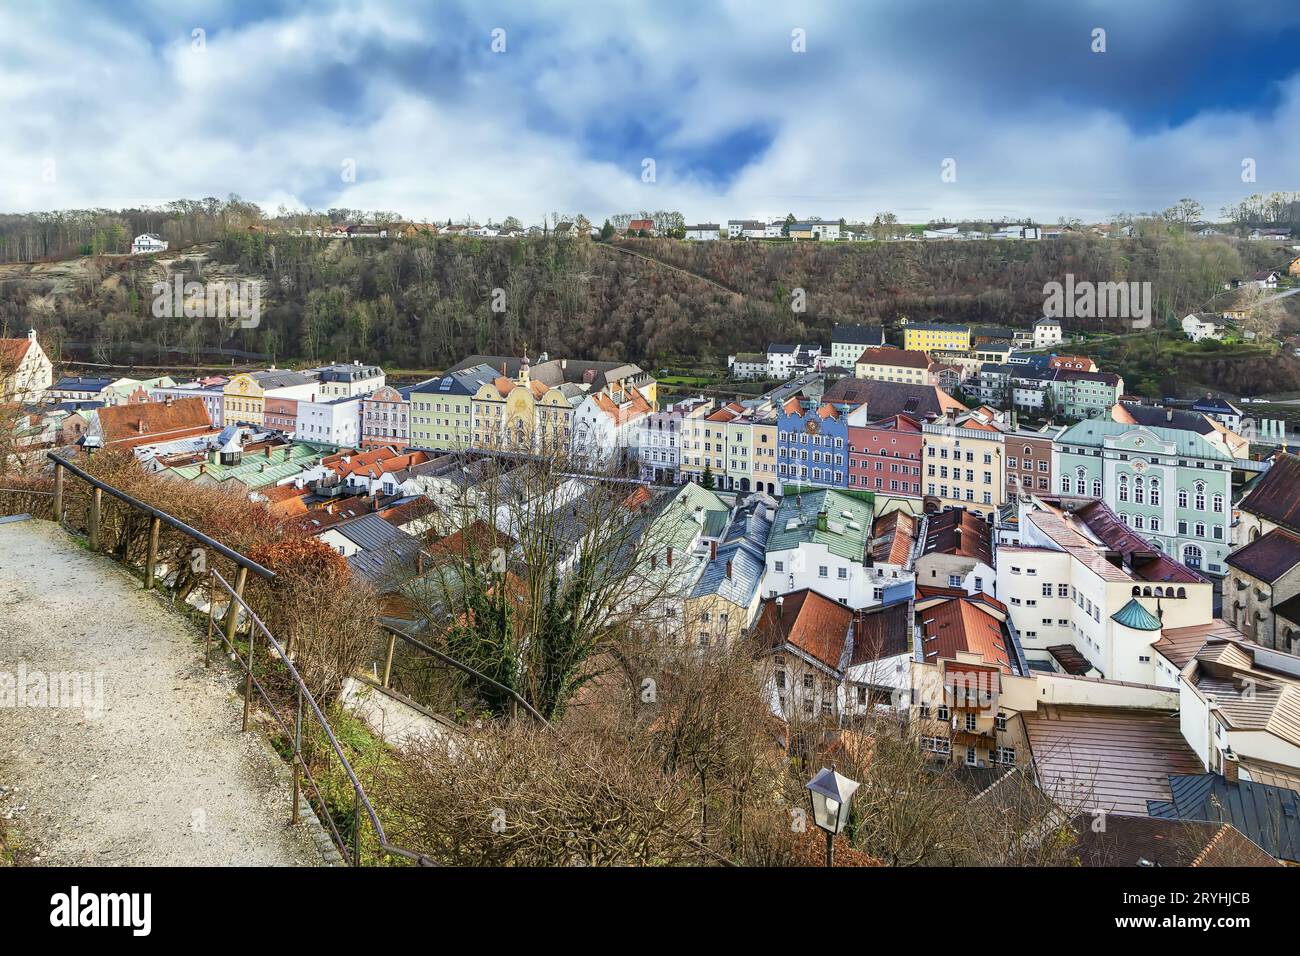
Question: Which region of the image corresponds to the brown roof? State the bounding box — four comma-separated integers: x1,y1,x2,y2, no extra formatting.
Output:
1046,644,1090,675
870,509,919,565
0,337,32,367
754,588,854,671
1189,639,1300,751
849,601,913,665
1225,528,1300,583
1239,452,1300,534
918,597,1011,673
1069,499,1204,584
1069,815,1279,867
97,397,213,447
921,507,993,564
855,347,930,369
914,585,1008,616
1022,706,1202,816
822,378,965,420
1152,619,1248,670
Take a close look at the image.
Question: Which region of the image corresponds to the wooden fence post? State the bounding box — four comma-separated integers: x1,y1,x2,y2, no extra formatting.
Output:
224,566,248,649
52,463,64,523
144,516,161,589
89,487,102,551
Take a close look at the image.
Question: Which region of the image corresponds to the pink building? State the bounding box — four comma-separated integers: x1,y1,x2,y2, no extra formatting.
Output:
847,414,923,497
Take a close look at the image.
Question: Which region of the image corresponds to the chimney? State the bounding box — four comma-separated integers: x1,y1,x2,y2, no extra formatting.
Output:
776,595,784,618
666,546,673,567
416,551,426,574
725,559,733,579
1222,747,1239,783
198,462,206,474
710,540,718,560
816,510,828,532
265,446,272,457
1166,408,1173,423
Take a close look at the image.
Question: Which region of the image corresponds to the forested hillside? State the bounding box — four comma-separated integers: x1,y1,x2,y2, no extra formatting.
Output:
0,231,1293,375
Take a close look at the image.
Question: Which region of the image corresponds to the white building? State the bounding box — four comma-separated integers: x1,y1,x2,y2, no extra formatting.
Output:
1033,317,1063,349
571,389,652,465
1182,313,1225,342
761,489,876,609
997,496,1213,685
131,234,168,254
684,224,721,241
727,220,767,239
728,353,770,380
294,394,363,446
766,343,822,379
311,362,385,399
0,329,53,403
149,382,225,428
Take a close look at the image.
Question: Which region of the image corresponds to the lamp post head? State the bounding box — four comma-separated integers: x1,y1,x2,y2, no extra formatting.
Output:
806,766,860,835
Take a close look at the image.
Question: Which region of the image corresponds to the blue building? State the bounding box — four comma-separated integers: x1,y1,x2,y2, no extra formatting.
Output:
776,397,849,489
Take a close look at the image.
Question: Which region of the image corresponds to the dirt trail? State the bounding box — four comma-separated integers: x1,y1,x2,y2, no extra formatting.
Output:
0,518,320,866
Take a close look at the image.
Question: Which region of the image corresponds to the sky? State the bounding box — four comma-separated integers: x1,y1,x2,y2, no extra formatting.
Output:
2,0,1299,224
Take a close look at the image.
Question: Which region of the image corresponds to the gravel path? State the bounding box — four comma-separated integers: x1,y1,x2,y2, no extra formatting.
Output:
0,518,321,866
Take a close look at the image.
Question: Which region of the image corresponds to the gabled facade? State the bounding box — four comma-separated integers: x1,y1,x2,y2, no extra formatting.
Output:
1055,419,1234,574
0,330,53,403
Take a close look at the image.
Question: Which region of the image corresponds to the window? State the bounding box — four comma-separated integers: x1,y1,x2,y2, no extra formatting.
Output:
936,705,950,721
922,736,950,754
995,747,1016,765
1178,488,1188,508
949,574,963,588
1091,478,1102,498
1057,584,1069,598
774,560,784,572
1213,494,1224,514
1118,474,1129,502
1195,483,1206,511
965,746,978,766
995,712,1008,731
965,713,977,731
1150,478,1160,505
1041,583,1053,597
818,566,828,578
918,702,931,719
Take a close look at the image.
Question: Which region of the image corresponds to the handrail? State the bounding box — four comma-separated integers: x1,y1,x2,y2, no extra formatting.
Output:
209,570,435,867
47,453,433,866
379,622,552,728
47,452,278,580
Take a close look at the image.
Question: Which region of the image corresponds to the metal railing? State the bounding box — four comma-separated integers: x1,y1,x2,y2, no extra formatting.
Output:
44,452,434,867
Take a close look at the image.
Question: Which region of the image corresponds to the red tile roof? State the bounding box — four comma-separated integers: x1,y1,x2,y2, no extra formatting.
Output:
918,597,1011,673
0,337,32,366
755,588,854,671
1239,452,1300,534
921,507,993,564
871,509,919,565
855,347,930,369
97,398,213,448
1225,528,1300,583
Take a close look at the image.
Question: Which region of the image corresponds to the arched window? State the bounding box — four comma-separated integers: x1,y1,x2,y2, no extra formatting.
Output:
1120,512,1130,525
1118,474,1129,502
1177,587,1186,598
1134,477,1145,504
1195,521,1206,537
1183,545,1202,569
1178,488,1189,508
1092,478,1102,498
1132,586,1141,596
1213,494,1224,514
1142,586,1152,597
1154,587,1164,597
1150,478,1160,506
1195,482,1206,511
1134,514,1145,529
1060,475,1071,493
1075,468,1087,496
1023,445,1032,457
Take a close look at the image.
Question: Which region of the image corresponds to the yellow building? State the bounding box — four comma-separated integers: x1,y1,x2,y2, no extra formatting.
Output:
854,346,935,385
749,419,779,495
409,363,500,450
920,412,1006,517
471,355,577,453
222,373,264,426
903,322,970,353
222,369,319,428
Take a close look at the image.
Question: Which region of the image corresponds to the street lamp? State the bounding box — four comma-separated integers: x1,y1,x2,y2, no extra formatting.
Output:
805,766,860,867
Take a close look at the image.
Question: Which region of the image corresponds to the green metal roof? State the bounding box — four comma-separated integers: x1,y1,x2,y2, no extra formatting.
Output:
166,442,330,488
641,483,731,591
765,489,873,562
1056,419,1233,462
1110,598,1163,631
